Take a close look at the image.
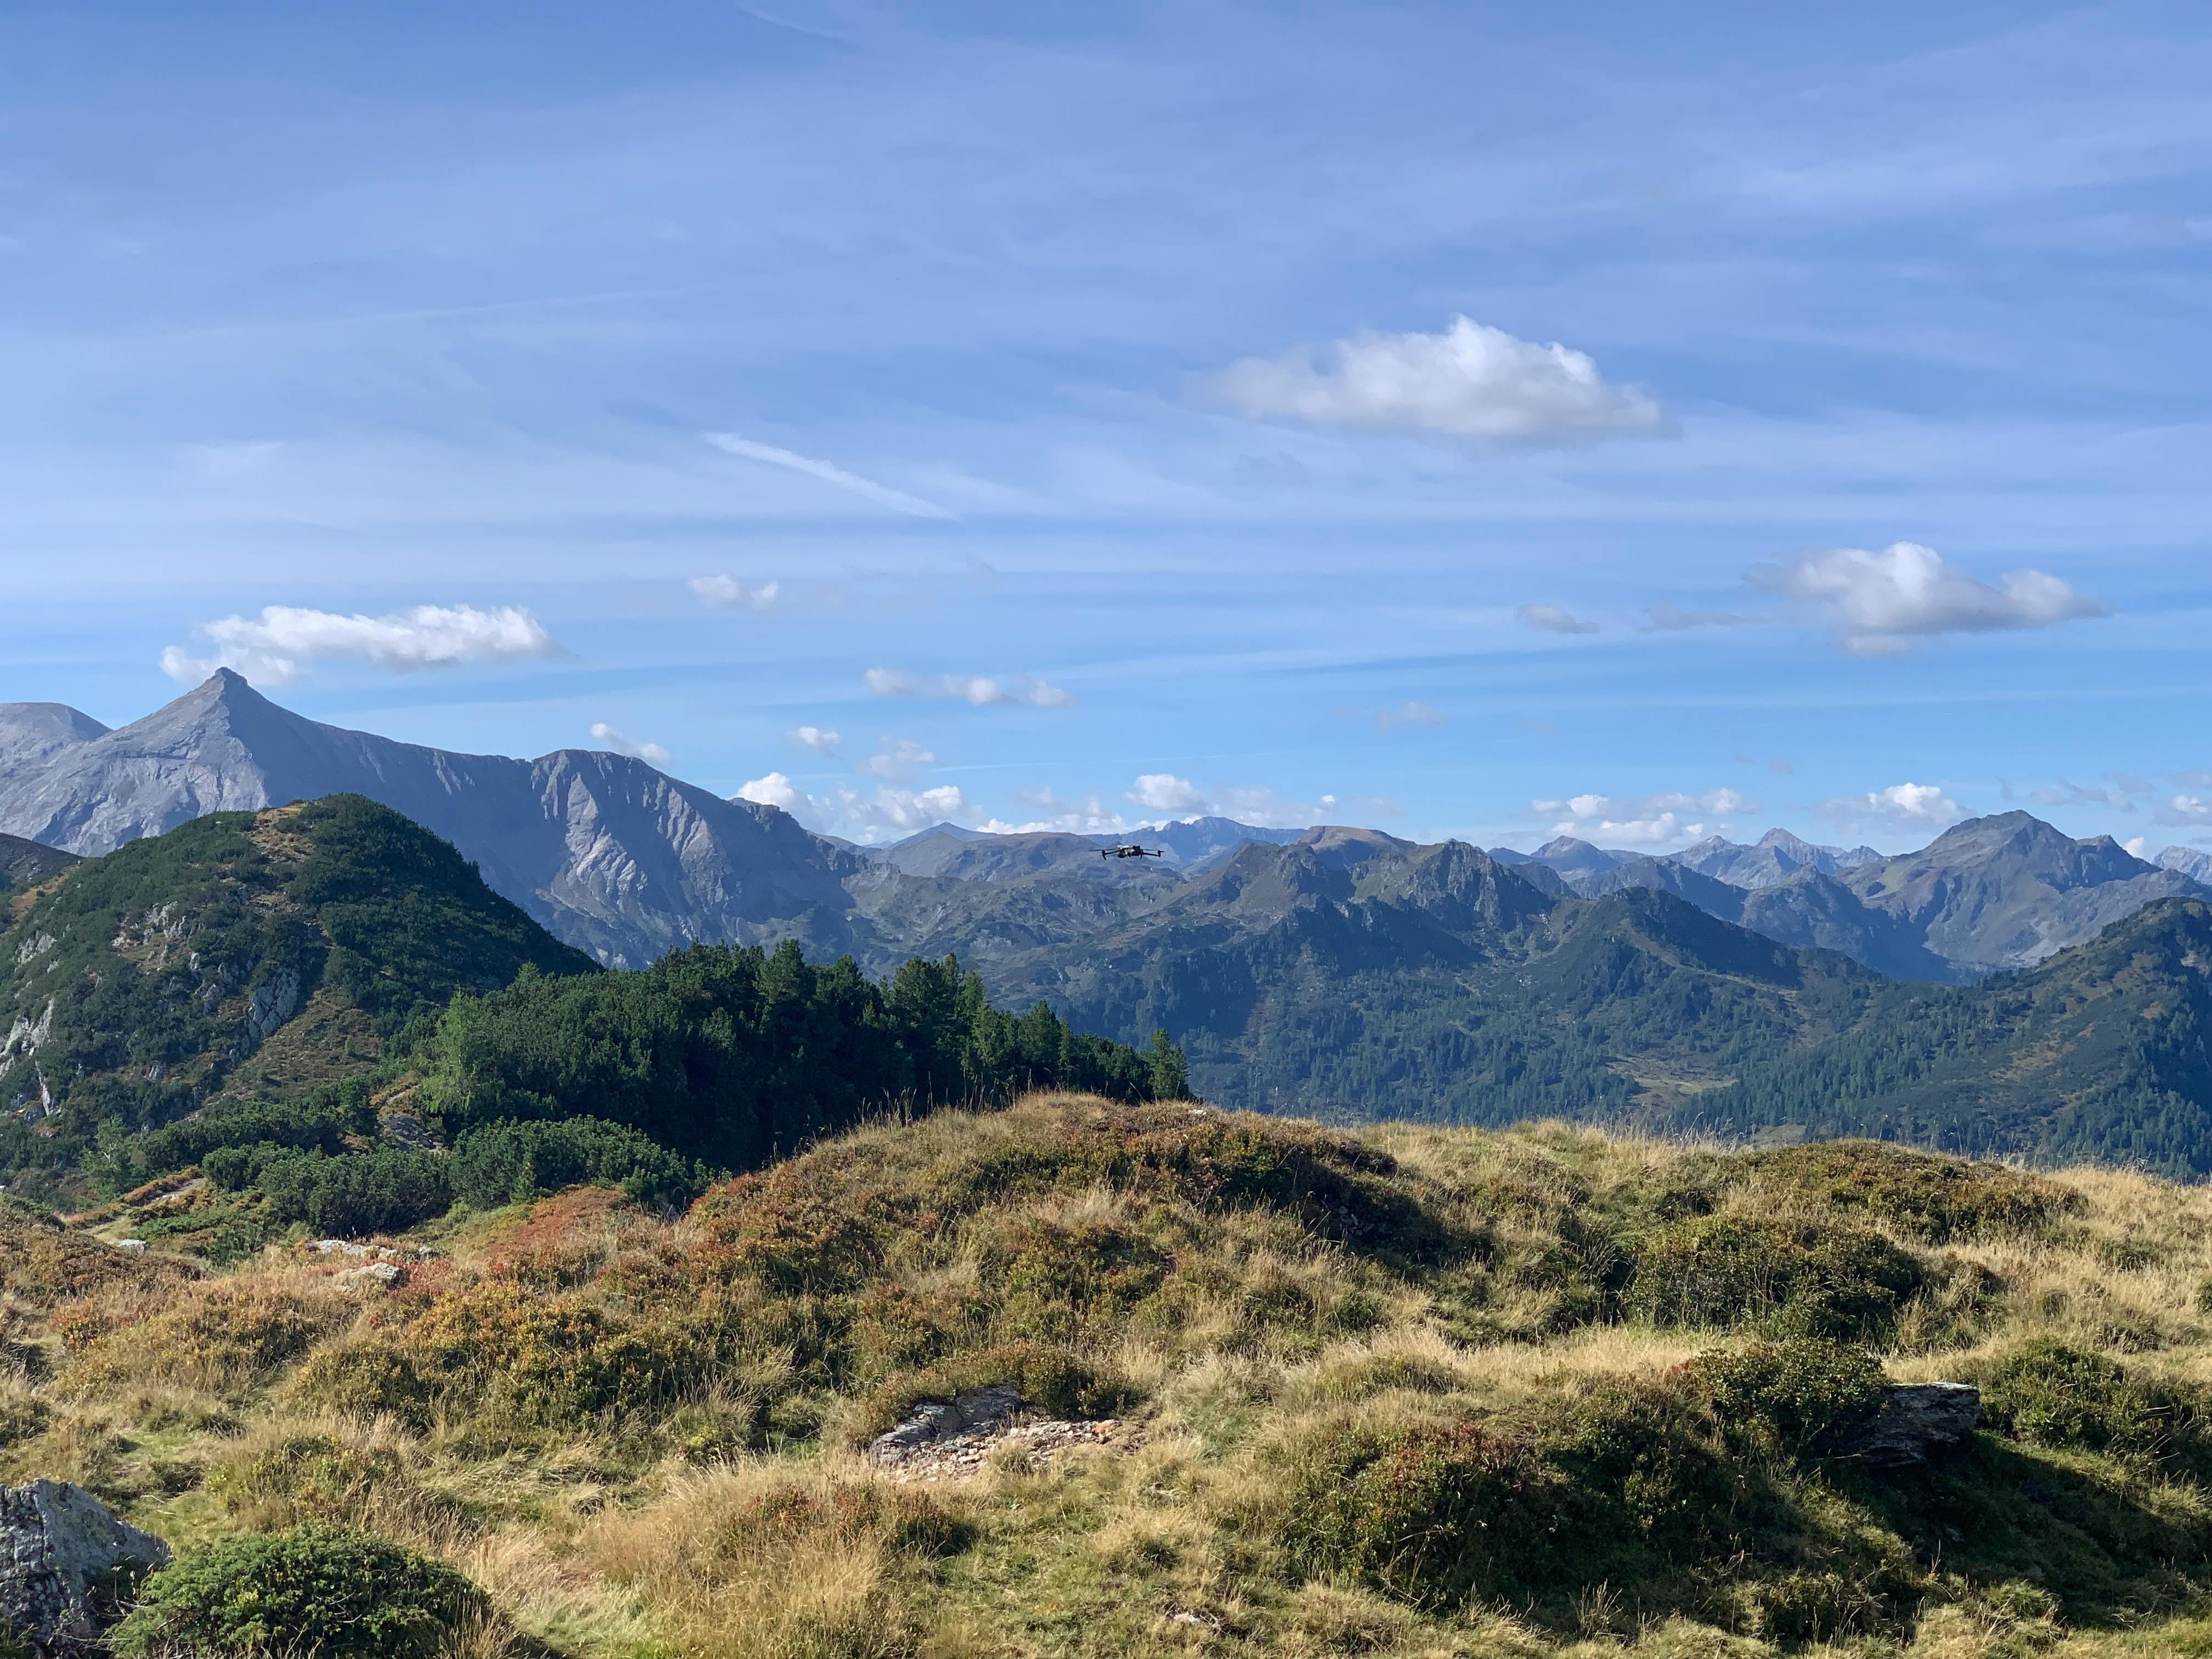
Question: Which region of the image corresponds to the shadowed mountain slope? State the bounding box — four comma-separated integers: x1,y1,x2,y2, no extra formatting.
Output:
1676,896,2212,1175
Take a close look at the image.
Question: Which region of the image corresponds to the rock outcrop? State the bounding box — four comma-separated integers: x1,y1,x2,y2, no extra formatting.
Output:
1852,1382,1980,1467
0,1480,168,1651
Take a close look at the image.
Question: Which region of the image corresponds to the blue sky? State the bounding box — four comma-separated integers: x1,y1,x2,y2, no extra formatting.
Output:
3,1,2208,852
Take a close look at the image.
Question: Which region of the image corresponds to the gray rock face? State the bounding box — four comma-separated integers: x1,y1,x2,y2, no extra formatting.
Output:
0,672,868,970
1851,1382,1980,1467
0,1479,168,1650
868,1385,1024,1466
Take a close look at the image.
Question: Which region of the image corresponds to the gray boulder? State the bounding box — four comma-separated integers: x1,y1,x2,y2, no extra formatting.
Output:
1852,1382,1980,1467
0,1480,169,1651
868,1385,1024,1466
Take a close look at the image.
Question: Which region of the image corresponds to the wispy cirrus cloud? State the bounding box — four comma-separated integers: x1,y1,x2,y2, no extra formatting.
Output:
1752,542,2105,656
703,432,956,520
1214,316,1665,443
1517,603,1599,636
690,574,780,611
589,723,672,768
1641,603,1766,633
160,603,559,686
863,668,1073,707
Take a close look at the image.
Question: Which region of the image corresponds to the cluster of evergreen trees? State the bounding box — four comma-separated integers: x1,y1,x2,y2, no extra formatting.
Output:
409,941,1186,1168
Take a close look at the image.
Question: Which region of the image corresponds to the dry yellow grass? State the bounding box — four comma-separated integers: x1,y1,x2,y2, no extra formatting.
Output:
9,1097,2212,1657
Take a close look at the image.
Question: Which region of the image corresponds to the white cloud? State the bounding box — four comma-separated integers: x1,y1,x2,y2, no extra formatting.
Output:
1752,543,2106,656
1517,603,1599,636
1375,701,1443,732
2125,837,2151,859
736,771,806,812
161,603,559,686
2157,794,2212,827
1130,774,1207,814
1213,315,1665,443
1641,603,1766,633
2029,779,2134,812
738,769,972,843
864,668,1073,708
1532,787,1756,847
690,574,780,612
786,725,841,755
1820,782,1967,831
861,737,936,782
589,723,673,768
986,788,1134,836
703,432,956,520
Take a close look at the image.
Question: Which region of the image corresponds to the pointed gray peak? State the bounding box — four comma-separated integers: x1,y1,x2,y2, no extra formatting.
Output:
1530,836,1634,878
1754,827,1844,859
1836,845,1883,867
0,702,110,774
2158,846,2212,884
1486,845,1534,864
890,820,991,847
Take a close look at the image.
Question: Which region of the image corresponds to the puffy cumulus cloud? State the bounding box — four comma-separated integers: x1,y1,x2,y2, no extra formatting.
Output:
1375,701,1443,732
1214,316,1664,443
702,432,955,520
1820,782,1967,831
1751,543,2106,656
2126,837,2152,860
863,668,1073,708
161,604,559,686
1517,604,1599,636
737,771,973,842
736,771,806,812
690,574,780,612
2157,794,2212,827
983,788,1135,837
861,737,936,782
786,725,840,755
588,723,673,768
1130,774,1208,814
1641,603,1766,633
1533,787,1756,846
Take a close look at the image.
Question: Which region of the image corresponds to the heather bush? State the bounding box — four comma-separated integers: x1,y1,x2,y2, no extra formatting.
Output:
1624,1214,1926,1340
1685,1336,1888,1459
109,1523,489,1659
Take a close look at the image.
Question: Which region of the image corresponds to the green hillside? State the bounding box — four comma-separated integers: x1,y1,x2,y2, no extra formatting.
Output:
0,795,597,1200
1677,898,2212,1175
16,1096,2212,1658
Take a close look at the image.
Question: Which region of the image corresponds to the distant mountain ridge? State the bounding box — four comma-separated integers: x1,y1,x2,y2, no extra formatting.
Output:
0,672,866,968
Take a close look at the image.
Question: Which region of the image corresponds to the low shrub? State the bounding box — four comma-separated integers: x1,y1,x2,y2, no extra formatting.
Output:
109,1523,490,1659
1977,1339,2212,1475
67,1277,352,1395
1685,1338,1888,1459
1279,1415,1565,1608
1624,1215,1926,1341
1740,1141,2082,1243
452,1115,703,1211
206,1147,453,1238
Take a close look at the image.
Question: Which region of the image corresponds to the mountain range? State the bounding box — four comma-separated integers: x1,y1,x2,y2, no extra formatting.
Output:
7,673,2212,1157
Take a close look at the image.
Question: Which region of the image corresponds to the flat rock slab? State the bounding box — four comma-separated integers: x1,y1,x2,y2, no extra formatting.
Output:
0,1479,168,1652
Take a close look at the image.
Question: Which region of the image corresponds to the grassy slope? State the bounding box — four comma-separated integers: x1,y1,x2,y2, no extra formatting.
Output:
11,1096,2212,1658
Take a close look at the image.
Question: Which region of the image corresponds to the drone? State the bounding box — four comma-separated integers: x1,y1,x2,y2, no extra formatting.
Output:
1099,844,1164,860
